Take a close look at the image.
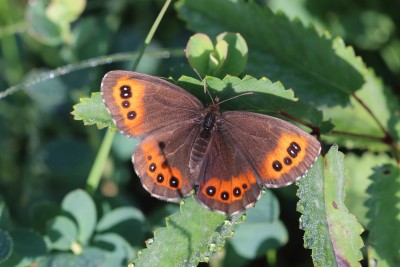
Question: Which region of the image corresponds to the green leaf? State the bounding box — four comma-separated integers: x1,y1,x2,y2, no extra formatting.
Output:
0,200,12,230
344,152,393,226
47,216,78,251
132,197,241,267
96,207,145,232
366,164,400,266
186,33,214,76
46,0,86,24
176,75,324,128
4,228,47,266
214,32,248,77
0,228,12,264
229,191,287,259
176,0,364,106
297,146,364,266
37,248,105,267
93,233,135,266
61,189,96,244
71,92,116,130
26,0,64,46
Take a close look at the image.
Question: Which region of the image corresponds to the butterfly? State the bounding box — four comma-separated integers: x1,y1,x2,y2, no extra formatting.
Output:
101,71,321,215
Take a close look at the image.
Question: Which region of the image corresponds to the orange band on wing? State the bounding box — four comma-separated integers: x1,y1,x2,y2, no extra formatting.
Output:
261,134,308,179
201,171,257,203
111,77,146,136
141,141,185,190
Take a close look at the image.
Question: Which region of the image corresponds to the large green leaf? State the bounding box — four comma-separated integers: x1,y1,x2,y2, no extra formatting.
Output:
366,164,400,266
132,197,238,267
297,146,364,266
176,0,364,107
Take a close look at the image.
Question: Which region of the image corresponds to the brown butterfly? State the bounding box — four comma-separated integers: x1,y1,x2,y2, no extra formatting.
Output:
101,71,321,215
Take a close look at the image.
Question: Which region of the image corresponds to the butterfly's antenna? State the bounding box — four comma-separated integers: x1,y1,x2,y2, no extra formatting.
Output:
193,68,215,105
217,91,254,106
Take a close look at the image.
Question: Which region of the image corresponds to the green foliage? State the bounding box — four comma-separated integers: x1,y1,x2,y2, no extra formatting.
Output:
186,32,248,77
71,92,116,131
0,0,399,266
229,191,288,259
366,165,400,266
297,147,364,266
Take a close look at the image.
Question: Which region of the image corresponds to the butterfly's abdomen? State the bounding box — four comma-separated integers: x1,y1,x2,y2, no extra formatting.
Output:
189,134,210,173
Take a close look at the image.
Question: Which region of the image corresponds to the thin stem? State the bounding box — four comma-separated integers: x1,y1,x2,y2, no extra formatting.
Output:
85,0,173,194
279,111,320,139
330,130,384,142
351,93,391,141
86,129,115,194
130,0,172,71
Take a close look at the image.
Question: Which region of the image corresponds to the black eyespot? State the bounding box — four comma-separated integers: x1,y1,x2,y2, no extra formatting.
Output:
157,173,164,183
170,176,179,188
147,155,152,161
242,183,248,189
127,111,136,120
272,160,283,171
287,147,298,158
284,157,292,165
221,191,229,201
120,85,132,99
206,186,216,196
149,163,156,172
233,187,241,197
291,142,301,152
122,100,130,108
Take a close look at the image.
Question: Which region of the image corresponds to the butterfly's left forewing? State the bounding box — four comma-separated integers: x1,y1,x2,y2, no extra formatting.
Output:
101,71,204,138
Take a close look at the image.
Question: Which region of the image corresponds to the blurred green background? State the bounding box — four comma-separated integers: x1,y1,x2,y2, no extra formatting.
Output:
0,0,399,266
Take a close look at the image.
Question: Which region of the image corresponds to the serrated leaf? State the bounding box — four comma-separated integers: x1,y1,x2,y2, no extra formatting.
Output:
71,92,116,131
61,189,96,244
176,0,364,106
365,164,400,266
96,207,145,232
344,152,393,226
176,75,324,128
47,216,78,251
0,228,12,263
229,191,287,259
297,146,364,266
132,197,242,267
323,38,400,150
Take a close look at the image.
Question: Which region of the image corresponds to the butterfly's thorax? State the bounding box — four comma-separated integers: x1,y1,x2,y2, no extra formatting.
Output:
189,105,221,174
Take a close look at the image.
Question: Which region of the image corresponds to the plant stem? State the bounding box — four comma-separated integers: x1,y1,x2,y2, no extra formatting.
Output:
85,0,173,194
131,0,172,71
